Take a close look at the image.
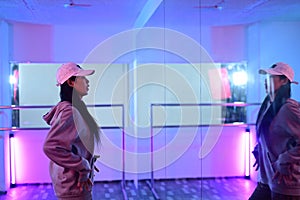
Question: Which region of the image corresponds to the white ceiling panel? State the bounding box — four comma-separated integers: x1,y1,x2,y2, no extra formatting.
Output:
0,0,300,26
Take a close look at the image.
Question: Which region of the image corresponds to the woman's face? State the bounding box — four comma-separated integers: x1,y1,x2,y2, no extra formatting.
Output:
265,75,287,101
73,76,90,98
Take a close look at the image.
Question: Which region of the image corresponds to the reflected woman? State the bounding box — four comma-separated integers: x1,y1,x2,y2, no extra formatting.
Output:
249,62,300,200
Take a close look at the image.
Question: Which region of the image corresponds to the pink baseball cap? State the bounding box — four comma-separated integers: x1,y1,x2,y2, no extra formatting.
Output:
259,62,298,84
56,62,95,86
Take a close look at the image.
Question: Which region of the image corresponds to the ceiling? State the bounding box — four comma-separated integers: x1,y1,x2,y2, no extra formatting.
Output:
1,0,300,27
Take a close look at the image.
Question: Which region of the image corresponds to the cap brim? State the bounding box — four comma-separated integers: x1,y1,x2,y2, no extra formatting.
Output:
75,69,95,76
258,68,282,75
292,81,299,85
259,68,299,85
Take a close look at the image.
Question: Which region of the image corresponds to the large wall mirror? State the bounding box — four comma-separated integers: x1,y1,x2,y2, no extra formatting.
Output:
10,62,248,128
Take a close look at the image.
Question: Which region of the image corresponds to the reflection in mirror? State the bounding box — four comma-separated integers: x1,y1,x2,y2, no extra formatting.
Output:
10,63,19,127
221,63,247,123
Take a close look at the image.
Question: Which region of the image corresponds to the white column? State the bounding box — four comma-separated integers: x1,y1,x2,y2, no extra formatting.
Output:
132,0,164,189
0,20,12,193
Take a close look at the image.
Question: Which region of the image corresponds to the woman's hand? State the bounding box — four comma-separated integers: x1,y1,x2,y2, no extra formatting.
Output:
252,147,259,171
272,158,294,185
272,171,294,185
77,178,93,192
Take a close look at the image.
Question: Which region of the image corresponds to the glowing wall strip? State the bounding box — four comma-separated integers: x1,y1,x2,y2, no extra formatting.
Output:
244,127,250,178
9,133,16,186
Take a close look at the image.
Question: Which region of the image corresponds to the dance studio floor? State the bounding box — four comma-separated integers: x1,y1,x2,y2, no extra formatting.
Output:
0,177,256,200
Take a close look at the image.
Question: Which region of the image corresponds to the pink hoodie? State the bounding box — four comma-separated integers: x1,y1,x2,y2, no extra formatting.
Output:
43,101,94,200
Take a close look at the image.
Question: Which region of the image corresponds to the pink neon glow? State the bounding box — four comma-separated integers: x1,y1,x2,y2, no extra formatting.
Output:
14,133,26,183
208,67,231,100
237,130,246,175
10,137,16,184
13,131,52,184
244,131,250,177
4,133,10,190
10,189,18,198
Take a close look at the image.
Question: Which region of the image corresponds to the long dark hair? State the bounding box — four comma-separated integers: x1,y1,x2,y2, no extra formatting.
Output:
270,63,291,115
60,76,100,143
256,75,291,138
271,75,291,115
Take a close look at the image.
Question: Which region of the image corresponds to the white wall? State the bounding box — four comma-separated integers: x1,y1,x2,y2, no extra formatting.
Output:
247,21,300,103
52,25,128,63
0,20,12,192
12,22,53,62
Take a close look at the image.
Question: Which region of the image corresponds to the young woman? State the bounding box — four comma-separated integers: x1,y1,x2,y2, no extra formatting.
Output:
43,62,100,200
249,62,300,200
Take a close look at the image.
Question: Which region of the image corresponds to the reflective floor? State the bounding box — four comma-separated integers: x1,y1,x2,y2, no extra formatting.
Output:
0,177,256,200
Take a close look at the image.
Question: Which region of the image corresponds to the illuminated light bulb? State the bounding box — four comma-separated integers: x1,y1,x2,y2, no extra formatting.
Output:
9,75,16,85
232,71,248,86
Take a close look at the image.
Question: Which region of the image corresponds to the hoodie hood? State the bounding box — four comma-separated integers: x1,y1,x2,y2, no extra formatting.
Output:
43,101,72,125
